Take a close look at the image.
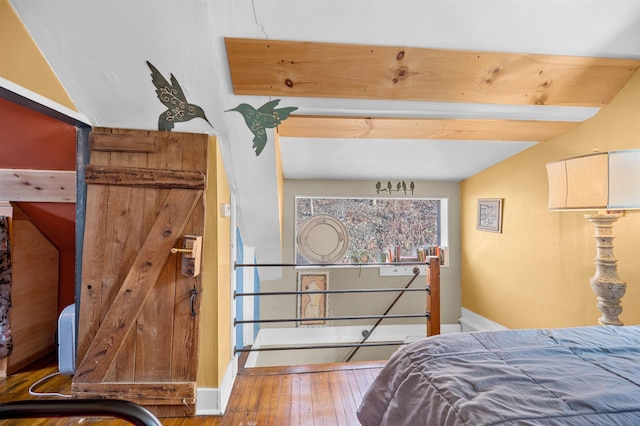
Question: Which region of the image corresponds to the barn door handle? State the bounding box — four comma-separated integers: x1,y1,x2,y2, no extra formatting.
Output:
171,247,193,254
190,287,198,317
172,235,203,277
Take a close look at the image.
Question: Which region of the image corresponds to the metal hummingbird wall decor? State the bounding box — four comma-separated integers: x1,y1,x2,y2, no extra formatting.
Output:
226,99,298,156
147,61,213,131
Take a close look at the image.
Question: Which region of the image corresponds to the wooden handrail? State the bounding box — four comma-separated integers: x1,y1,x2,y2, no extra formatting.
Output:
427,257,441,336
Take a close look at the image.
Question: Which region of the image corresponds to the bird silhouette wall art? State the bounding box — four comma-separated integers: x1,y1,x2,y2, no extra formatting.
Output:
226,99,298,156
147,61,213,131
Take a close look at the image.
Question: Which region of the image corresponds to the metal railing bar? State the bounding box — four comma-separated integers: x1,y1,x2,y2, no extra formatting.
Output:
234,261,430,269
344,267,422,362
0,399,162,426
234,341,406,353
234,287,427,298
234,313,428,325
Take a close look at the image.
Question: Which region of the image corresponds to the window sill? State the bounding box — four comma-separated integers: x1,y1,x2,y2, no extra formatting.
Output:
379,263,448,276
292,262,447,274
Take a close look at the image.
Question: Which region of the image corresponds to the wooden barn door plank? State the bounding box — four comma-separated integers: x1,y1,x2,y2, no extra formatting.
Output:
75,129,208,416
134,189,177,384
102,150,147,383
167,136,208,416
76,182,109,363
74,187,202,383
136,135,184,389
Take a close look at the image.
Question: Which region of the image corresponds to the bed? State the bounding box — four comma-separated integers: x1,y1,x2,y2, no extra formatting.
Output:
357,325,640,425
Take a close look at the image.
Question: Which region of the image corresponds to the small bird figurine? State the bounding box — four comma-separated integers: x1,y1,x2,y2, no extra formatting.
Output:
226,99,298,156
147,61,212,131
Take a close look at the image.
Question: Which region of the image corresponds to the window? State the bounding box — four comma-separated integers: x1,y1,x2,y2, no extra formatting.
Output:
295,196,448,265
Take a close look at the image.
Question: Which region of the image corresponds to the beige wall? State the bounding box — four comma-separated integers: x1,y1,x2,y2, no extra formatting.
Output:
1,0,75,109
262,179,462,328
461,70,640,329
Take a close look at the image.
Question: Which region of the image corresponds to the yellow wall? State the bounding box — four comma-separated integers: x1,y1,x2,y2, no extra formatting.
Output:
198,137,231,387
1,0,75,109
461,70,640,328
215,141,232,384
275,131,285,244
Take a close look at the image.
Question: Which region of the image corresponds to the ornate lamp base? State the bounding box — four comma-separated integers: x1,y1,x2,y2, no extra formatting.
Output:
585,212,626,326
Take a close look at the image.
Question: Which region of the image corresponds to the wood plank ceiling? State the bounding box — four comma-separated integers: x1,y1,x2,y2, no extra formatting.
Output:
225,38,640,143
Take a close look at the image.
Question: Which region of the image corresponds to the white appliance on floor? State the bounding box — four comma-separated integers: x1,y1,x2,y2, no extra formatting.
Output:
57,303,76,375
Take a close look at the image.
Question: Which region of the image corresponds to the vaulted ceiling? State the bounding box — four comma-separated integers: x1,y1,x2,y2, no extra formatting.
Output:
5,0,640,270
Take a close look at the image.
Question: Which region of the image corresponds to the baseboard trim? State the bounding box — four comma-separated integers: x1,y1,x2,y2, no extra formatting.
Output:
195,356,237,415
195,387,220,416
459,308,508,332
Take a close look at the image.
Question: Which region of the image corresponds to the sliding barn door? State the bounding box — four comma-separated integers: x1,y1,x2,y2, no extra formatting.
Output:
72,128,207,417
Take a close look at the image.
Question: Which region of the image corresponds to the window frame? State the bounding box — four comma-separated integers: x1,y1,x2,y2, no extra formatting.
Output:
294,195,449,268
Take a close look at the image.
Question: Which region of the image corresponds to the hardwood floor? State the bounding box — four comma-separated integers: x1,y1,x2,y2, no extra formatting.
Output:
0,353,384,425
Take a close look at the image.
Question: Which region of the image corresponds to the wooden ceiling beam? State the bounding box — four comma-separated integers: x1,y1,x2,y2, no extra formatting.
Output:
226,38,640,107
278,116,579,141
0,169,75,202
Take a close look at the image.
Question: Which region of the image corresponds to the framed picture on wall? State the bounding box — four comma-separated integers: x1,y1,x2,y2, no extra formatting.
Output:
477,198,503,233
297,272,328,327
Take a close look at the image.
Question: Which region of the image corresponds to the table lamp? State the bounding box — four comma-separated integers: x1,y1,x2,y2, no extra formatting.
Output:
546,150,640,326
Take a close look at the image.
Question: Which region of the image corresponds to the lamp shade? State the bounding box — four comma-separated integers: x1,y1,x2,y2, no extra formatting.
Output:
546,150,640,210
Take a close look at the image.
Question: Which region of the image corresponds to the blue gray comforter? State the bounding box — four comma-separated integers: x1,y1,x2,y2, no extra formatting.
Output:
358,326,640,425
